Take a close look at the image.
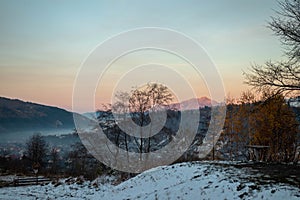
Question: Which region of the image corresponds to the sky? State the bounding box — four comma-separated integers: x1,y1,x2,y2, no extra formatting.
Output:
0,0,284,112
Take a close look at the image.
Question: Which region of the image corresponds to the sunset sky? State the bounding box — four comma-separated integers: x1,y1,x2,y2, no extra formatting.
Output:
0,0,283,112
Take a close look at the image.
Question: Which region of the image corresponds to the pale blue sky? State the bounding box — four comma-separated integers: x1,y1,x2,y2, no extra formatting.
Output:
0,0,283,111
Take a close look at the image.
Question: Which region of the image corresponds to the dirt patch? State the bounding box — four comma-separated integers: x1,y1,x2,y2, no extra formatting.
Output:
230,163,300,188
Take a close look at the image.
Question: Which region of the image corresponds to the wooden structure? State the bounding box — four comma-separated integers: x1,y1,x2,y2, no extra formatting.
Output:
12,177,51,187
246,145,270,162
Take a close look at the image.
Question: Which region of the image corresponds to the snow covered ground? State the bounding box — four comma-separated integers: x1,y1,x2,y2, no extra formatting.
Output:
0,162,299,200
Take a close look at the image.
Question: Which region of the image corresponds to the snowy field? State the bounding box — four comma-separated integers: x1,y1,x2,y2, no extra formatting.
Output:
0,162,299,200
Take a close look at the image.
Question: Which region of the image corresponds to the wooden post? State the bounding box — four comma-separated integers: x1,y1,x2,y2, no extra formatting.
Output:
33,162,40,185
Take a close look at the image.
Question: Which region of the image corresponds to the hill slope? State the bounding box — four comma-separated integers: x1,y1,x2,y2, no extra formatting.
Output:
0,162,299,199
98,162,299,200
0,97,75,134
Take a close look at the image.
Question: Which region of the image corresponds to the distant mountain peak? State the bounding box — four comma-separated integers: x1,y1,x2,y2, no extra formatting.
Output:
169,97,218,110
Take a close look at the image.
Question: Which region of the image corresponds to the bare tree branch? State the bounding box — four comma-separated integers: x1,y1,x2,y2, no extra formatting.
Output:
268,0,300,60
244,61,300,93
245,0,300,94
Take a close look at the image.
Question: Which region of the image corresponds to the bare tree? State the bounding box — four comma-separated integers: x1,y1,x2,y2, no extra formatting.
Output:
49,147,60,175
245,61,300,93
25,133,48,169
245,0,300,94
112,91,131,152
67,142,100,178
128,83,174,154
67,142,89,176
269,0,300,60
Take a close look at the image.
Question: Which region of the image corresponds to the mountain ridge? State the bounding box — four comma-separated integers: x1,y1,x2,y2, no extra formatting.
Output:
0,97,75,134
0,96,218,134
